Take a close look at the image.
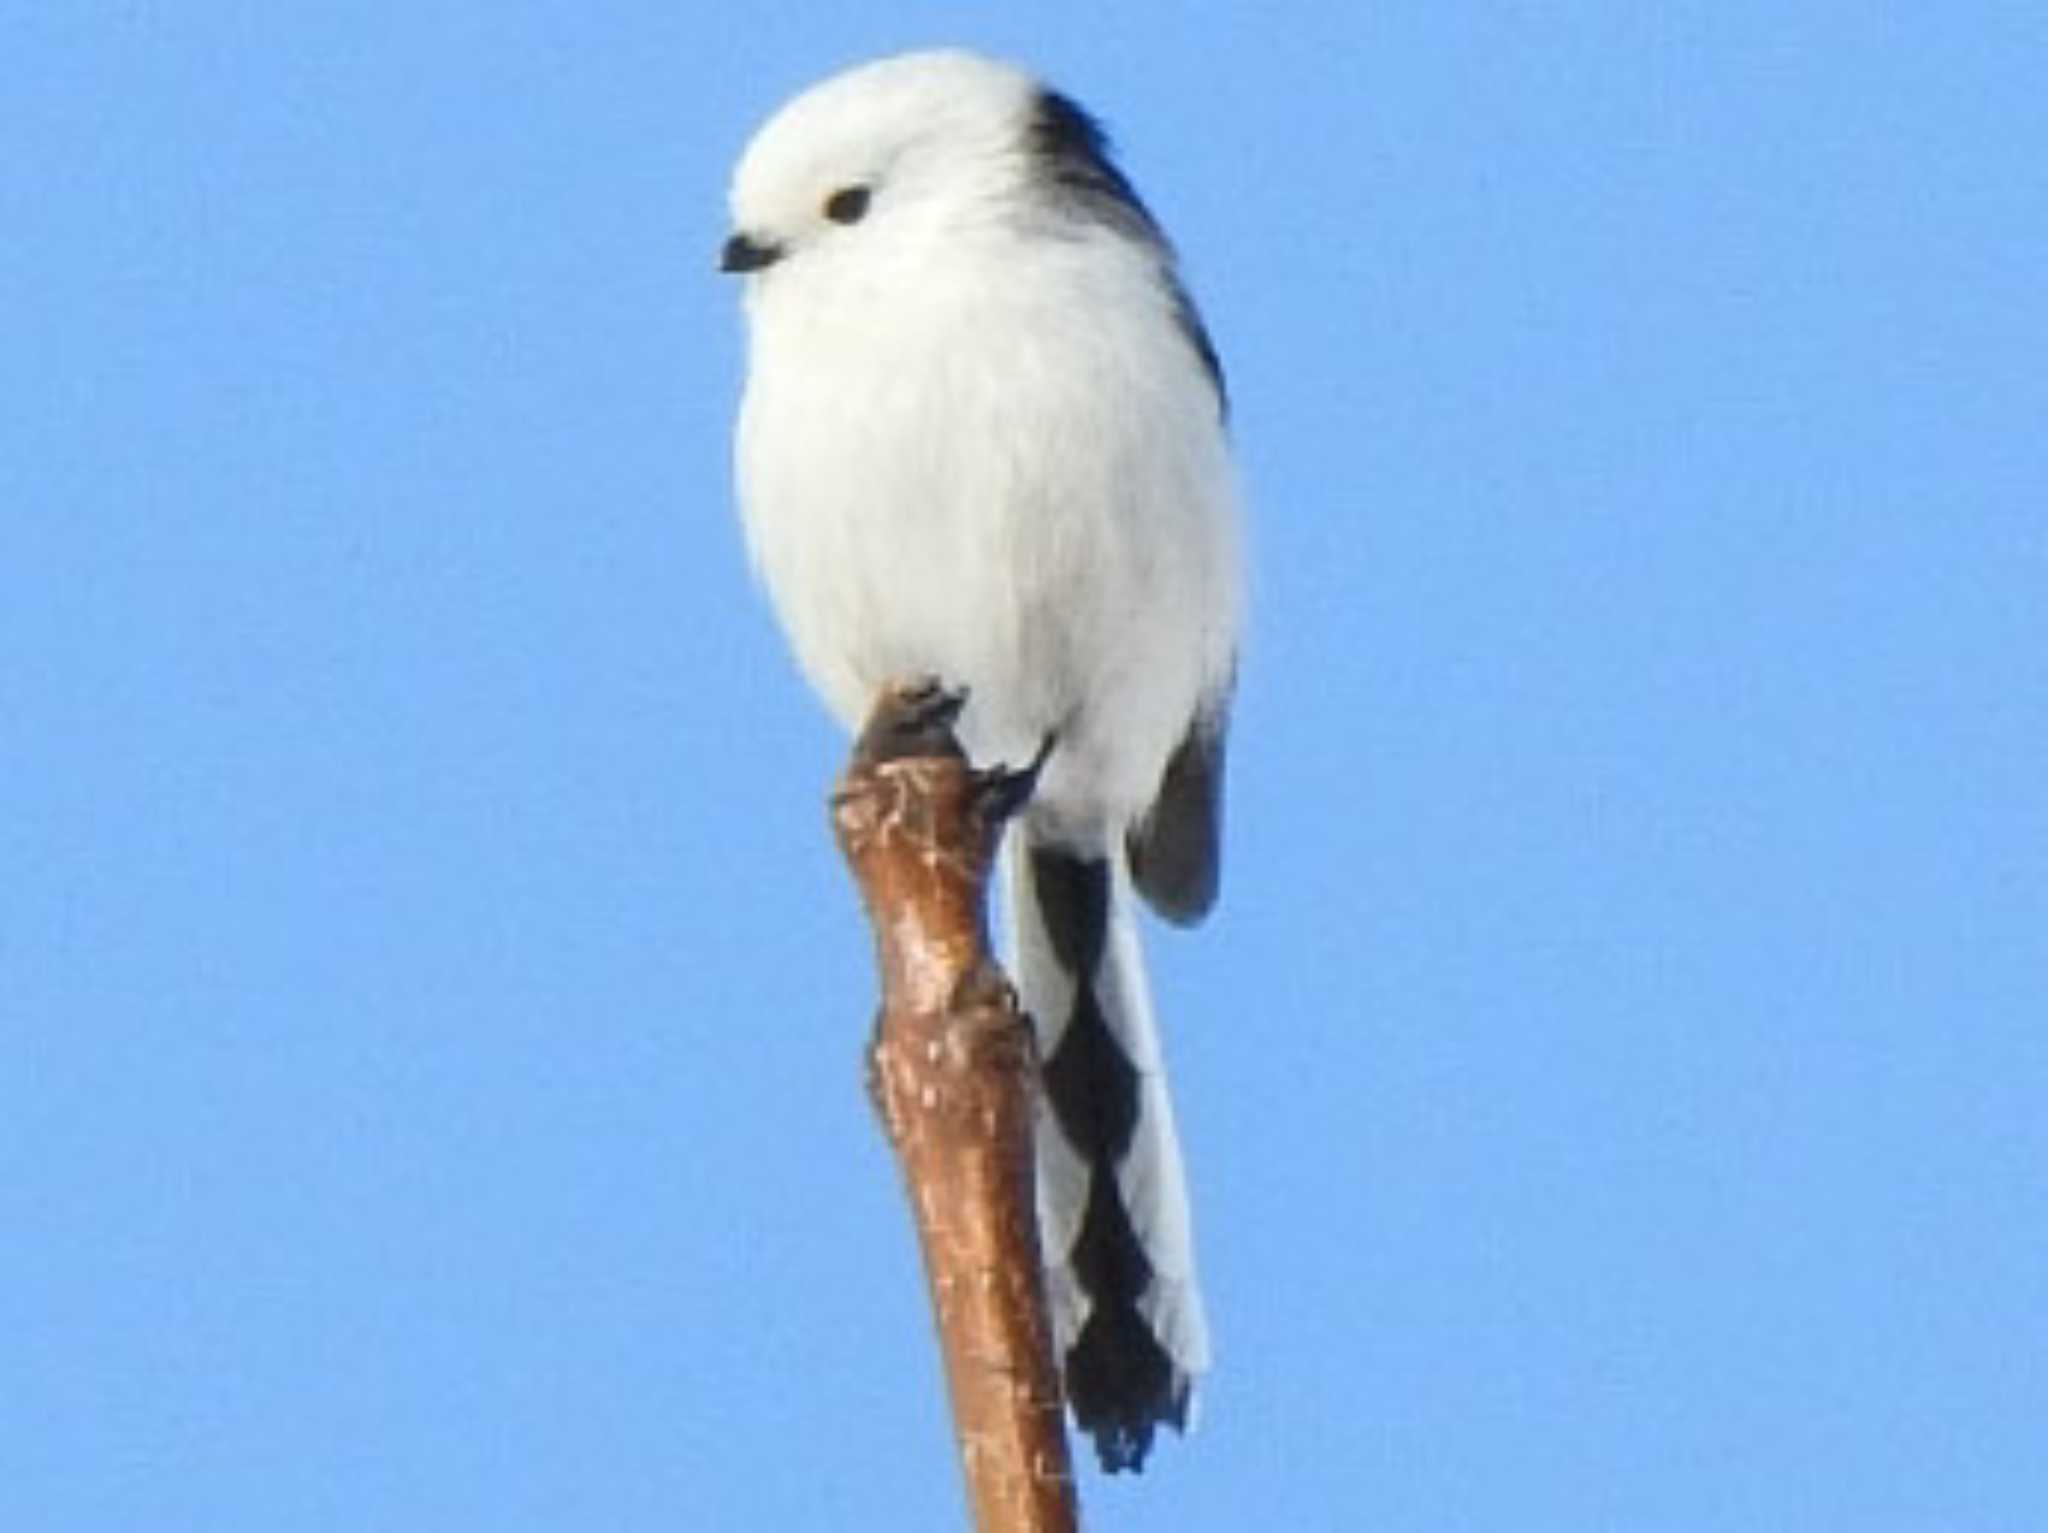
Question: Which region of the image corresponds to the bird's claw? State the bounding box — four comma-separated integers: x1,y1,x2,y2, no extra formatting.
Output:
976,731,1058,824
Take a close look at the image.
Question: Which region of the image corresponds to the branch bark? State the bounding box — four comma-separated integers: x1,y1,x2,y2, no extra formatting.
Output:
830,681,1079,1533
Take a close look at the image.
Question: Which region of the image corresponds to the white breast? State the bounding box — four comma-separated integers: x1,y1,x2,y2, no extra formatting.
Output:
735,227,1239,834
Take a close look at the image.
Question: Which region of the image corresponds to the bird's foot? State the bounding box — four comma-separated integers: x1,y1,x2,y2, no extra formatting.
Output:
975,731,1058,825
854,677,969,767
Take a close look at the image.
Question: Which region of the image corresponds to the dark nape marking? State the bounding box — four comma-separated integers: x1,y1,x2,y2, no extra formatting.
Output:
1128,707,1228,926
1027,88,1229,416
1028,846,1110,976
1028,89,1160,245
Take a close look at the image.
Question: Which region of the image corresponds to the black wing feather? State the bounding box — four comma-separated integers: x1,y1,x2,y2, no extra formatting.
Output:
1126,705,1228,926
1028,89,1228,417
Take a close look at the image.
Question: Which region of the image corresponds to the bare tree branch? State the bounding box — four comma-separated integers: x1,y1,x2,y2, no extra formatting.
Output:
831,681,1079,1533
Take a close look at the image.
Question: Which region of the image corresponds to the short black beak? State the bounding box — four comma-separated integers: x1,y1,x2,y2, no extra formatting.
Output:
719,233,782,273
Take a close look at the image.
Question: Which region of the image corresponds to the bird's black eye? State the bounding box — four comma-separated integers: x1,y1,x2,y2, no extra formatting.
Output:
823,185,872,224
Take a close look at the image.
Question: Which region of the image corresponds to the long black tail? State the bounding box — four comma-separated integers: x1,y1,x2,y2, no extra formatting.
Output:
1008,841,1208,1473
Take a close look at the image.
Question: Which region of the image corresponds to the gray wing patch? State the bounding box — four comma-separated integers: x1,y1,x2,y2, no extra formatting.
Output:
1127,704,1228,926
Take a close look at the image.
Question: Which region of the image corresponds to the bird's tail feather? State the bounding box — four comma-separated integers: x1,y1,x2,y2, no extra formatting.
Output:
1005,839,1209,1473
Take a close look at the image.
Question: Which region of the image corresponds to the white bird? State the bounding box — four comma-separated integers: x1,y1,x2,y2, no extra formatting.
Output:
721,48,1242,1473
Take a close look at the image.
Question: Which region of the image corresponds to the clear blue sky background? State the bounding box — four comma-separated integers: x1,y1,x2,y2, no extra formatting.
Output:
6,5,2043,1529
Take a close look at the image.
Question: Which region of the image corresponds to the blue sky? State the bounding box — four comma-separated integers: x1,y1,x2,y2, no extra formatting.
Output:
6,4,2044,1529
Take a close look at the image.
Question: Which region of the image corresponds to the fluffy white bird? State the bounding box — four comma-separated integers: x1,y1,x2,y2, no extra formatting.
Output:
721,49,1242,1473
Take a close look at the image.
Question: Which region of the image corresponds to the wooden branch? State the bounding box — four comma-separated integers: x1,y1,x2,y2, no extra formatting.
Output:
830,681,1079,1533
